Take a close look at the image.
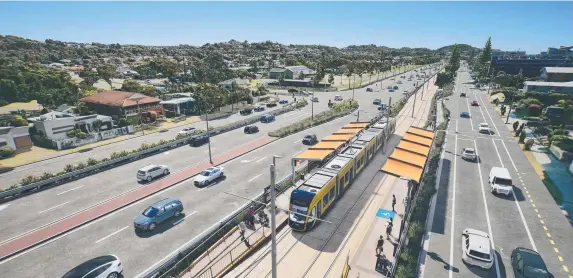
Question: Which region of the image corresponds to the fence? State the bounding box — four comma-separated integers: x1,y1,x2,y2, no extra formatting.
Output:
141,163,308,278
0,102,301,201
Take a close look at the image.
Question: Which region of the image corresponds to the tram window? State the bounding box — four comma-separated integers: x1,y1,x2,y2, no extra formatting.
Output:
323,194,329,205
345,173,349,183
330,188,335,199
339,177,344,187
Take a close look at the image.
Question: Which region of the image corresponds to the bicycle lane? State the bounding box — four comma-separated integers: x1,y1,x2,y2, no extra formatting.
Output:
0,136,276,261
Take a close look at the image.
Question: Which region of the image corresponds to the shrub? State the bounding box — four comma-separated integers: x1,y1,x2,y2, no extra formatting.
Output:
41,172,54,180
512,121,519,132
0,147,15,158
524,139,535,150
64,164,74,172
528,104,541,117
110,152,121,159
21,175,37,186
74,162,86,171
86,157,98,166
10,115,29,127
519,130,526,143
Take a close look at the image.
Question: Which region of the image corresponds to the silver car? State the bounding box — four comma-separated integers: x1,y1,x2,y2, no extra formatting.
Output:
137,164,170,182
461,148,477,161
63,255,123,278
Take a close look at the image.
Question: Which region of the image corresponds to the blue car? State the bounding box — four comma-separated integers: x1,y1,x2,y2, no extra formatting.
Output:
460,112,470,118
260,114,275,123
279,99,288,104
254,106,265,112
134,198,184,231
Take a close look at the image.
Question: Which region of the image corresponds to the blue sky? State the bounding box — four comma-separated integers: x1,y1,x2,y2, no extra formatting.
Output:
1,1,572,53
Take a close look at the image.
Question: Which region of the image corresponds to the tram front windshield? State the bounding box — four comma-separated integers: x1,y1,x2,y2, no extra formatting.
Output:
290,199,309,222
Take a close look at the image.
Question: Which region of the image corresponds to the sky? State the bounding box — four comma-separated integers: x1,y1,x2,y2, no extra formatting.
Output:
1,1,572,53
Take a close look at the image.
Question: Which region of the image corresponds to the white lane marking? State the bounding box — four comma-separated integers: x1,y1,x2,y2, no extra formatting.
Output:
241,157,260,163
498,139,538,252
95,226,129,244
173,210,197,226
293,140,301,144
455,119,459,133
56,185,84,196
0,204,11,212
465,97,475,131
256,157,267,163
38,201,71,214
448,134,458,278
474,140,501,278
477,93,501,136
248,174,262,183
164,151,170,155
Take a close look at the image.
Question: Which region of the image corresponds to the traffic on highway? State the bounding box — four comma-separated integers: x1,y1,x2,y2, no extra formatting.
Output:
0,67,431,277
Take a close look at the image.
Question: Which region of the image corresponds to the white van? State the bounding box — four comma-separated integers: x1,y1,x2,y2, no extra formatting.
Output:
488,167,512,195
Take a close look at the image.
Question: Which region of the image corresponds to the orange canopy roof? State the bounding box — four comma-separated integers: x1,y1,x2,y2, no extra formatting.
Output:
406,127,435,140
295,149,334,161
403,133,433,147
310,141,345,150
322,134,354,142
334,127,363,134
390,149,427,168
344,122,370,129
396,141,430,156
381,158,424,182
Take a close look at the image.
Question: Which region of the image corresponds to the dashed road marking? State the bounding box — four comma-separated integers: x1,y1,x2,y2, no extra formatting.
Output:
554,247,559,253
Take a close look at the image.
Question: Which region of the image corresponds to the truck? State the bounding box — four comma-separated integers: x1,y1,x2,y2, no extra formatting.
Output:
488,167,512,195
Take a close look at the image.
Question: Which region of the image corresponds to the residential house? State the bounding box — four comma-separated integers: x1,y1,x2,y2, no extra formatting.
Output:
217,78,250,90
29,111,113,140
268,68,294,79
160,93,196,116
523,81,573,94
541,67,573,82
0,126,32,151
286,65,315,79
80,91,162,120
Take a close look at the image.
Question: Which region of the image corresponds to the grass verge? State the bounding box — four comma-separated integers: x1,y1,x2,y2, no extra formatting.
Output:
541,171,565,206
268,99,359,137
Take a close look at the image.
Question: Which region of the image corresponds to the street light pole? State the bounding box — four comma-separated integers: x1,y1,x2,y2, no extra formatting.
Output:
205,109,213,164
412,89,417,118
311,91,314,122
352,75,356,100
270,155,281,278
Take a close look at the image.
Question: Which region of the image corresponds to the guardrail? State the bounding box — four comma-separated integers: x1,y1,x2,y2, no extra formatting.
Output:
0,102,303,201
140,163,308,278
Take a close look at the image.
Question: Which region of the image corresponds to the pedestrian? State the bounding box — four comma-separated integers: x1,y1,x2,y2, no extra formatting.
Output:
376,235,384,256
238,221,246,239
243,237,251,248
249,205,255,217
386,219,393,240
392,194,396,212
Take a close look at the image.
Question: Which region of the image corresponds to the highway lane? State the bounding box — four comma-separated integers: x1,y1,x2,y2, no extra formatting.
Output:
0,95,293,189
0,66,437,277
0,105,325,244
422,67,573,278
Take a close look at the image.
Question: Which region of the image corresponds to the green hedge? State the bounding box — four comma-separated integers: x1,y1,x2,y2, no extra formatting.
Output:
268,99,358,137
0,147,15,159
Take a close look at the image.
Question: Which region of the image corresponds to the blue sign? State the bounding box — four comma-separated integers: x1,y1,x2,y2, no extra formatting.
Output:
376,208,396,220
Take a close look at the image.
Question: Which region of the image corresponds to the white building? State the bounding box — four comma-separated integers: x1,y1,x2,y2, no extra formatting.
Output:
30,112,114,141
523,81,573,94
0,126,32,151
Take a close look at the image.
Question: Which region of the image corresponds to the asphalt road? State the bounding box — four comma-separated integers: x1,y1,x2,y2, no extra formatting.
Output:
0,66,438,277
420,66,573,278
0,95,291,189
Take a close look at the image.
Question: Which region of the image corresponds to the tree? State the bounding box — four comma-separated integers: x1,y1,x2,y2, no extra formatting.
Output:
79,69,99,88
501,105,506,116
122,79,141,92
519,130,526,144
96,64,116,89
328,73,335,85
512,120,519,132
278,72,285,87
73,102,92,116
298,70,305,80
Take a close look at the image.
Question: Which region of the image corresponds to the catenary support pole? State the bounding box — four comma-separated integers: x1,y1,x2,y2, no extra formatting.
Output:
270,156,280,278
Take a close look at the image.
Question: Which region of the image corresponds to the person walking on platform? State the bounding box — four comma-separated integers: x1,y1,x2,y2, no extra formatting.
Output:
386,219,394,240
392,194,396,212
376,235,384,256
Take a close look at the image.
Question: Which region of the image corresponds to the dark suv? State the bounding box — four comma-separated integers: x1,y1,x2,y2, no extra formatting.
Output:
244,125,259,134
134,198,184,231
240,108,253,115
189,134,209,147
302,134,318,145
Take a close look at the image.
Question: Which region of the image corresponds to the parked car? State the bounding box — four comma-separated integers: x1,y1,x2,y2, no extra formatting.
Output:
461,148,477,161
311,96,319,102
478,122,490,134
189,134,209,147
134,198,184,231
373,98,382,105
460,92,467,97
240,108,253,115
511,247,552,278
397,80,403,84
179,127,197,136
302,134,318,145
244,125,259,134
378,104,386,111
393,85,399,90
461,228,495,269
266,102,278,108
471,100,479,106
62,255,123,278
137,165,170,182
279,99,289,104
260,114,275,123
388,88,394,92
334,95,343,101
460,112,470,118
387,86,392,89
254,106,265,112
366,88,373,92
193,166,225,187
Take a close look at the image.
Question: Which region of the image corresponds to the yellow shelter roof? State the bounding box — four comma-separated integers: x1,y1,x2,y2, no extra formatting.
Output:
334,127,363,134
403,133,433,147
406,127,435,140
310,141,345,150
381,158,424,183
397,141,430,156
322,134,354,142
390,149,427,168
344,122,370,129
294,149,334,161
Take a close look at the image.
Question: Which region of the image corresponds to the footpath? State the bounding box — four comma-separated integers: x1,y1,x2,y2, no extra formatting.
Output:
217,74,438,278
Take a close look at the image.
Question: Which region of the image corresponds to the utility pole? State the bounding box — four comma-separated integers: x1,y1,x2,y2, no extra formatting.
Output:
311,91,314,122
205,109,213,164
412,89,417,118
270,155,281,278
356,110,360,122
352,75,356,100
384,97,392,154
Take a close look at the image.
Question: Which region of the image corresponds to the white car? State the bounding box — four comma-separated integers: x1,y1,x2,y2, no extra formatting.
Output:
179,127,197,136
193,166,225,187
137,165,170,182
478,123,491,134
461,229,495,269
63,254,123,278
334,95,343,101
461,148,477,161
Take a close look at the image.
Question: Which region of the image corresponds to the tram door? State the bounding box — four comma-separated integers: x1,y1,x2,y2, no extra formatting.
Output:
349,167,354,183
317,201,322,218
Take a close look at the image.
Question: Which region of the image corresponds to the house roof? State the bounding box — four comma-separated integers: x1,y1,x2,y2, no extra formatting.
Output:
269,68,290,73
543,67,573,74
218,78,250,86
80,91,161,108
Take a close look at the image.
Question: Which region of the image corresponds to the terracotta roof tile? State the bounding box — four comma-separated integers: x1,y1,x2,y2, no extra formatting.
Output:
80,91,161,107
